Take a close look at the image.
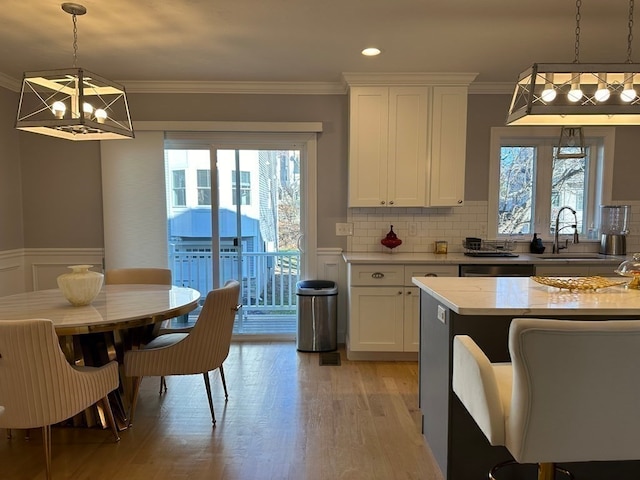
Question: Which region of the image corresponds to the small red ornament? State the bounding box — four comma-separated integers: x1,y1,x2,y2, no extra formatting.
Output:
381,225,402,250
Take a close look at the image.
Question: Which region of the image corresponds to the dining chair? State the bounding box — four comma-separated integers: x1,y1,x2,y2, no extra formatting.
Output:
0,318,120,480
105,267,178,392
453,318,640,480
124,280,241,427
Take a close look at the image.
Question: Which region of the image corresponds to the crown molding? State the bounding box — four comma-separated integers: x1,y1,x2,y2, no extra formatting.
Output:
342,72,479,87
0,70,512,95
0,72,20,92
122,80,346,95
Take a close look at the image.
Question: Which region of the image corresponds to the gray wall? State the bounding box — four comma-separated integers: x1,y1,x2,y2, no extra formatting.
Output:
3,88,640,251
0,88,23,250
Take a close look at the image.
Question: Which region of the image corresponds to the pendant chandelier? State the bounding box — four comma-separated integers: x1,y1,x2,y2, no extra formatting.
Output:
506,0,640,126
15,3,134,140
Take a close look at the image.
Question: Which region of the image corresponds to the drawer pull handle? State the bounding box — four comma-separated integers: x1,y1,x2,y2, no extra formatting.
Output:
424,273,438,277
371,272,385,279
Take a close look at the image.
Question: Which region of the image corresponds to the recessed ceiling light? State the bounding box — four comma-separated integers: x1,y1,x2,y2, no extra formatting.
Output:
361,47,381,57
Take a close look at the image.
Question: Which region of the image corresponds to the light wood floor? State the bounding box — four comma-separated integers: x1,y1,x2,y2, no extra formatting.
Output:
1,342,444,480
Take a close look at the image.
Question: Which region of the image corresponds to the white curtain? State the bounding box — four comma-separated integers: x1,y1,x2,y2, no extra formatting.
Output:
100,131,168,270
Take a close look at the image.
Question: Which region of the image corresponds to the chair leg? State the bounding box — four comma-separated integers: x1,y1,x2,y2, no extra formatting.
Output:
100,397,120,442
128,376,142,427
202,372,216,426
159,376,167,394
42,425,52,480
219,364,229,400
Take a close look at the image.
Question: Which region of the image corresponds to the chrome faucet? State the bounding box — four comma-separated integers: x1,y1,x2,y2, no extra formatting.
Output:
553,206,580,254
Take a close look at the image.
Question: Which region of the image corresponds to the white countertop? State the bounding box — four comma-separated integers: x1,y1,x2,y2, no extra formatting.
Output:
343,252,624,265
412,276,640,315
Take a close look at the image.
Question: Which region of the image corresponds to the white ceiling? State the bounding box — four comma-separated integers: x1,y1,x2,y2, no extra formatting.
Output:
0,0,635,92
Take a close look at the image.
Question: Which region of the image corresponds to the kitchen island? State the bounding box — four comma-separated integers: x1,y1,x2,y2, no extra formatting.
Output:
413,276,640,480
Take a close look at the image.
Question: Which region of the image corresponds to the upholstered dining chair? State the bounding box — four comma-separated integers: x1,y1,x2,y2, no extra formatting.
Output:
105,267,178,392
0,318,120,480
453,318,640,480
124,280,241,427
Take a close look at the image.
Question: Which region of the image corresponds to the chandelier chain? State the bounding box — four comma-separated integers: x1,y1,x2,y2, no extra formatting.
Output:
72,13,79,68
628,0,635,63
574,0,582,63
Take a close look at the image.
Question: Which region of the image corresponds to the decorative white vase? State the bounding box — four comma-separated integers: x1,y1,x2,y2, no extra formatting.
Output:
57,265,104,306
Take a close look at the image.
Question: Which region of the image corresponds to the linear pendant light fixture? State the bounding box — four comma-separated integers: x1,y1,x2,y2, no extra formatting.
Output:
507,0,640,126
15,3,134,140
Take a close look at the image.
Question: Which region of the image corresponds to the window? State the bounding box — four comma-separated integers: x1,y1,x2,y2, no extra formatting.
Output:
197,169,211,206
232,170,251,205
172,170,186,207
489,127,615,239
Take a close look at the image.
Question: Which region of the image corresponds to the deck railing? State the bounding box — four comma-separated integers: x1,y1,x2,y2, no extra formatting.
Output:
169,249,301,315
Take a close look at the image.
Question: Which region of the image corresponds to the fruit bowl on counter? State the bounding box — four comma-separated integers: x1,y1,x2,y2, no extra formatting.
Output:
531,276,627,292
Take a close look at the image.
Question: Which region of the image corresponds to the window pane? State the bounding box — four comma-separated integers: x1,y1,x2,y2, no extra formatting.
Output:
498,146,534,234
197,169,211,206
172,170,186,206
550,148,587,233
232,170,251,206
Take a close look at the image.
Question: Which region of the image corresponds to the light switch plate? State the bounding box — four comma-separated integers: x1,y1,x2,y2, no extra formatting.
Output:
335,223,353,236
437,305,447,324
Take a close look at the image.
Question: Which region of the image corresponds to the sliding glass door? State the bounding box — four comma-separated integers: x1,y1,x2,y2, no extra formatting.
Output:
165,139,304,336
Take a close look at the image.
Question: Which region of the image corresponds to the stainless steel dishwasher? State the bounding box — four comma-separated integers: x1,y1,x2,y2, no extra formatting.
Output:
459,263,535,277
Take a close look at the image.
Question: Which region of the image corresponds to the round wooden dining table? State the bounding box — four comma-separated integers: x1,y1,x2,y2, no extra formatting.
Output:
0,284,201,429
0,284,200,336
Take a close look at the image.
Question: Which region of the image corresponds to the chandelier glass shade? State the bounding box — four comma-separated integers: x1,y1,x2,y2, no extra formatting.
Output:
506,63,640,125
15,3,133,140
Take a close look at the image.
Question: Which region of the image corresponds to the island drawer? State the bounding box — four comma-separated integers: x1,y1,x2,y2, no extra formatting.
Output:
349,264,405,286
405,264,459,284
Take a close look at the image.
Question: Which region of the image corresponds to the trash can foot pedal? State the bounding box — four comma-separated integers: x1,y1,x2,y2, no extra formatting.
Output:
319,352,341,366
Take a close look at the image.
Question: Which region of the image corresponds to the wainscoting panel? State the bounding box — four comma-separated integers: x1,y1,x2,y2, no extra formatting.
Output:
23,248,105,292
316,248,347,343
0,249,25,297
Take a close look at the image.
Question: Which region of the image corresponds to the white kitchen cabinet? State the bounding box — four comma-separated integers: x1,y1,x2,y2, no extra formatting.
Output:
347,81,469,208
348,86,428,207
350,286,405,352
346,263,458,359
428,86,468,207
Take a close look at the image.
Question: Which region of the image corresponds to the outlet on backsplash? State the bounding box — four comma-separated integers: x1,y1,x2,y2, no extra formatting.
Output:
408,223,417,236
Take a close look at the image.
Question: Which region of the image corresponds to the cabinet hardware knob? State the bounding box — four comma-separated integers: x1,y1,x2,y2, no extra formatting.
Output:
380,201,386,205
457,199,463,204
398,291,403,295
389,201,394,205
406,291,412,295
371,272,385,279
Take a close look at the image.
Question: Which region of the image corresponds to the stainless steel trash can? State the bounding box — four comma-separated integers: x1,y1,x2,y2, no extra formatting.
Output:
296,280,338,352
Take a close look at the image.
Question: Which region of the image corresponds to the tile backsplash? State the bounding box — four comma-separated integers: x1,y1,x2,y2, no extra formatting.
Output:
346,200,640,255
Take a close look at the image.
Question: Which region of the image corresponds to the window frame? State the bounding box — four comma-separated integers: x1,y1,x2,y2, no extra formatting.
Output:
172,169,187,207
488,127,615,240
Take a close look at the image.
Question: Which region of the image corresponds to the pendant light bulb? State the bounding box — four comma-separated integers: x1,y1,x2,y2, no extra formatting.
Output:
82,102,94,119
568,76,583,102
540,74,557,102
594,73,610,102
95,108,107,124
51,101,66,119
621,74,637,102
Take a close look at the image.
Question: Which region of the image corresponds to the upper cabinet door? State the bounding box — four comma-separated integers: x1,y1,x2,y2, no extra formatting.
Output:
348,87,389,207
388,87,429,207
428,86,467,207
348,86,428,207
